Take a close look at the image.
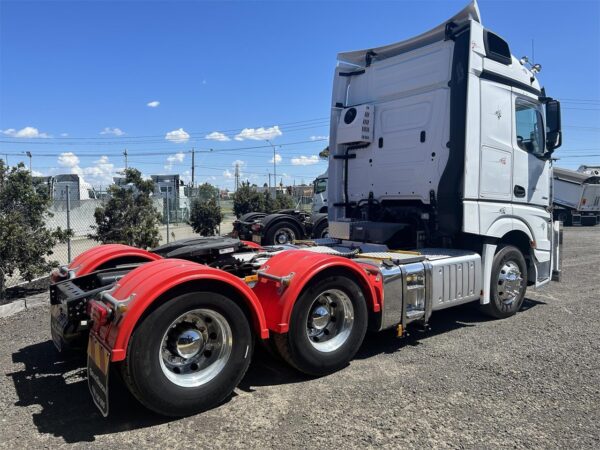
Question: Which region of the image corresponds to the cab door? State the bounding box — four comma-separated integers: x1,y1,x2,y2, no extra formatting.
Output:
511,91,551,207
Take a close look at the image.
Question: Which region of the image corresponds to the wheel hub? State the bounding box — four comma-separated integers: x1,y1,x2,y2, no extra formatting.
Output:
174,328,204,358
497,261,523,305
310,305,331,330
275,228,295,244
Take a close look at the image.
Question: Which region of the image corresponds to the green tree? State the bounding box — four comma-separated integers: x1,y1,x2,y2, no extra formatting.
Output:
90,168,161,248
232,182,265,218
0,161,70,296
189,183,223,236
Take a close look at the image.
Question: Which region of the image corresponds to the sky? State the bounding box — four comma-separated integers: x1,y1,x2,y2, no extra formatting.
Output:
1,0,599,191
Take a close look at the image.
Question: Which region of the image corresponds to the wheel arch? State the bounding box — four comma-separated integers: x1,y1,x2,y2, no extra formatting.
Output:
497,229,536,286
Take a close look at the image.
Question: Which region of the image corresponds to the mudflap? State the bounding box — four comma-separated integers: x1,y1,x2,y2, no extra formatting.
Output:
87,333,110,417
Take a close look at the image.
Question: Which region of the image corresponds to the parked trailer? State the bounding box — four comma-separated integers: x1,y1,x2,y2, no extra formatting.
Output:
49,1,563,418
553,167,600,226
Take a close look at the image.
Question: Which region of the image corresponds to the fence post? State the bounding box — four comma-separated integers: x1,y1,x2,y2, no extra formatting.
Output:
66,185,72,263
166,195,170,243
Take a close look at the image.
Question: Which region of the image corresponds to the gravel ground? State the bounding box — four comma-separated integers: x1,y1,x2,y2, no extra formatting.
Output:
0,227,598,448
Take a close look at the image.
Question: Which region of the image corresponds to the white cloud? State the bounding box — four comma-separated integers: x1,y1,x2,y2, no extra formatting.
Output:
58,152,80,168
269,153,282,164
232,159,246,168
164,152,186,170
147,100,160,108
100,127,125,136
291,155,320,166
310,135,328,141
54,153,118,187
234,125,282,141
165,128,190,143
223,169,233,179
60,133,69,137
1,126,50,138
205,131,230,142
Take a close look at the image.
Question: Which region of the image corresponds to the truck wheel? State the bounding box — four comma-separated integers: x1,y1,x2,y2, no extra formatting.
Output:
265,220,301,245
482,245,527,319
313,222,329,239
274,275,367,376
121,292,253,416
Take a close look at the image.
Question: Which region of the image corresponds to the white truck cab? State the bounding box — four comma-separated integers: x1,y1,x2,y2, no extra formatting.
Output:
311,170,328,214
328,0,562,309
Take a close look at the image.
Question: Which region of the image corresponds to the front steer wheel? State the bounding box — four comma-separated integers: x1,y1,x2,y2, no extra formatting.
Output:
121,292,253,417
481,245,528,319
273,275,367,376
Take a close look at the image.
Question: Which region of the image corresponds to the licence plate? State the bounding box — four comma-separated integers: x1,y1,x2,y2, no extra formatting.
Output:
87,334,110,417
252,234,262,244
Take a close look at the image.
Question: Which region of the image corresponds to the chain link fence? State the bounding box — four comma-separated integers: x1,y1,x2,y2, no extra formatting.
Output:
4,193,311,289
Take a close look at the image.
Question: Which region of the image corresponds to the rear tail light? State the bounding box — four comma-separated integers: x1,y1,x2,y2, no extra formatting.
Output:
88,300,112,326
251,223,262,232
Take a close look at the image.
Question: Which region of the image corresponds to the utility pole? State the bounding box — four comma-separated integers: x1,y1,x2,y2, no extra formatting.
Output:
234,162,240,191
123,149,128,170
25,151,32,173
191,148,195,187
266,139,277,194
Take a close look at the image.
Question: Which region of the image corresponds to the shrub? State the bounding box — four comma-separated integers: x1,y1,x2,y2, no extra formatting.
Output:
0,161,70,296
90,168,161,249
189,183,223,236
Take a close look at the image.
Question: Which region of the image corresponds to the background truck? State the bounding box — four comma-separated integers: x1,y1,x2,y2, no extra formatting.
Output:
233,172,329,245
553,167,600,226
49,0,562,418
232,208,329,245
311,171,328,214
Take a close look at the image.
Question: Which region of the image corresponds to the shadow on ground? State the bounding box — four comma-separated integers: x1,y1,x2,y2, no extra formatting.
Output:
8,297,544,443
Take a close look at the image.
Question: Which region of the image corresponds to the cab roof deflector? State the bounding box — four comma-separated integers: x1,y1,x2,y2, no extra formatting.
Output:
337,0,481,67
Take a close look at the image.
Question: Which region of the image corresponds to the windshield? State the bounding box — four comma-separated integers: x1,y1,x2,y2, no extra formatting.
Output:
314,178,327,194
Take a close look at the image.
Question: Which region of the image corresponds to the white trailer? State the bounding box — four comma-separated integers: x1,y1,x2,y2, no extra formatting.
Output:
553,167,600,226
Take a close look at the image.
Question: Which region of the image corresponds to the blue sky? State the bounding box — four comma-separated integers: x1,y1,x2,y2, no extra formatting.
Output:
1,0,599,190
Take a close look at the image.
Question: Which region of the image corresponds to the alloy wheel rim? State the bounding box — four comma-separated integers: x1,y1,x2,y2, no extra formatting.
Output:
306,289,354,353
159,308,232,387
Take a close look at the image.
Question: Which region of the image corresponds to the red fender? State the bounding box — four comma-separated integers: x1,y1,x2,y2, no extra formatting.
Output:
67,244,161,277
94,258,269,362
252,250,382,334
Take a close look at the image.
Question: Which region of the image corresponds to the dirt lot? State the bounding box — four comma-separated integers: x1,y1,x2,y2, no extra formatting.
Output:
0,227,598,448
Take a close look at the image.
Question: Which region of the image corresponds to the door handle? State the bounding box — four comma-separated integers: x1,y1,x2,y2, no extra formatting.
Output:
514,185,526,198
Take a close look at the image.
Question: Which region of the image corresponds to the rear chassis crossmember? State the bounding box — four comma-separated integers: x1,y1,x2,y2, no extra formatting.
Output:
50,266,138,350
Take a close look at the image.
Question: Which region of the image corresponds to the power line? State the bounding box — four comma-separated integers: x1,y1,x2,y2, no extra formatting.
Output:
1,138,328,158
0,118,330,144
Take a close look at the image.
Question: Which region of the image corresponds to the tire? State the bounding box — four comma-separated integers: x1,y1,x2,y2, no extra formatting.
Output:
312,221,329,239
121,292,253,417
481,245,527,319
273,275,368,376
264,220,302,245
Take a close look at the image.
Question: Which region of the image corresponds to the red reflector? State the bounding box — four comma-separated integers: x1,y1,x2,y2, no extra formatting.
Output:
582,198,587,205
251,223,262,231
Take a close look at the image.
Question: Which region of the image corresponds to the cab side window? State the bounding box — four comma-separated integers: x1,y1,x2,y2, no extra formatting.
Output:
515,99,545,156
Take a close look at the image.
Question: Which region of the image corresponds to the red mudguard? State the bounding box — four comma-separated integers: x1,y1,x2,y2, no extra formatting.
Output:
251,250,383,333
92,258,269,362
66,244,161,277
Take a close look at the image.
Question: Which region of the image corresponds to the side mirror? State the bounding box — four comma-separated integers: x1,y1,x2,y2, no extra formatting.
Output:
545,99,562,154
